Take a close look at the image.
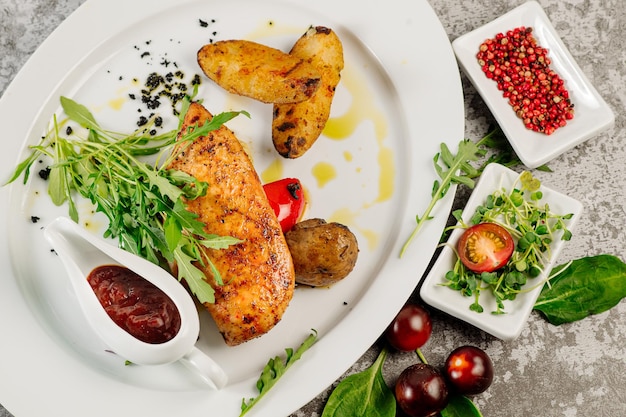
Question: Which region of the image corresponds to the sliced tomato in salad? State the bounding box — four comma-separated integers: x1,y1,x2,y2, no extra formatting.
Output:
457,222,514,273
263,178,305,233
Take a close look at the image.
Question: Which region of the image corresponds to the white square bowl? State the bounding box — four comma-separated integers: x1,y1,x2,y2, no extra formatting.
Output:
420,163,583,340
452,1,614,169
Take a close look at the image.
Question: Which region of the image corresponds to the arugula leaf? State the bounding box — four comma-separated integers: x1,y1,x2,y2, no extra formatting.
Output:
534,255,626,325
6,96,247,306
173,246,215,304
400,139,483,257
240,330,317,416
198,235,243,250
321,348,395,417
60,96,99,129
163,215,183,252
143,169,184,202
476,126,551,172
4,150,40,185
399,126,553,258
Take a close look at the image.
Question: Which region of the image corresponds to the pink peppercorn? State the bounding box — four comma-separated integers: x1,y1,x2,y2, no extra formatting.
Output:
476,27,574,135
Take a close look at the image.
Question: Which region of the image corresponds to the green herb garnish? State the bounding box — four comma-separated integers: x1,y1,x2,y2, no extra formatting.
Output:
400,139,483,257
534,254,626,325
240,330,317,416
399,127,539,258
440,394,484,417
6,96,248,304
321,346,482,417
321,347,395,417
442,171,574,314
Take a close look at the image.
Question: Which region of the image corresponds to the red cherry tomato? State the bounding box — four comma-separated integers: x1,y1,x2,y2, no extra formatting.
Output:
444,345,494,395
263,178,305,233
457,222,514,273
385,304,432,352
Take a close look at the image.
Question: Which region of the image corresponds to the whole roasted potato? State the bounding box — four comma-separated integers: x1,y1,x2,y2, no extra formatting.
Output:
272,26,344,158
285,218,358,286
197,39,321,104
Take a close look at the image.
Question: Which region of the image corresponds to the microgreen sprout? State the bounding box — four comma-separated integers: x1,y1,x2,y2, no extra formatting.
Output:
442,171,574,314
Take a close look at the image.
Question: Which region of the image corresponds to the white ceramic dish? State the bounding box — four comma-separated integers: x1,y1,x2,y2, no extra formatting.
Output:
44,217,228,390
452,1,614,169
420,163,583,340
0,0,464,416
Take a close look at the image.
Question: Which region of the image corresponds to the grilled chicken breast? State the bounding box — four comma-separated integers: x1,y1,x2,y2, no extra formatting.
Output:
169,102,295,346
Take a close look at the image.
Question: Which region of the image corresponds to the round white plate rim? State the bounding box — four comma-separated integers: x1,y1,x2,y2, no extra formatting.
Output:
0,0,464,416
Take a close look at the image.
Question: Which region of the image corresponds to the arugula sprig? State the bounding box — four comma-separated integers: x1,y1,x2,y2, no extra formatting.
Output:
240,330,317,416
399,127,550,258
400,139,483,257
7,96,248,304
443,171,574,314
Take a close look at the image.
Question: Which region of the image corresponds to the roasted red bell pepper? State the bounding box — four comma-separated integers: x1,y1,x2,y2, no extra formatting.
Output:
263,178,305,233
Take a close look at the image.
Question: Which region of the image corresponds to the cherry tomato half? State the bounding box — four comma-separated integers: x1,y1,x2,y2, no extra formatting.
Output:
263,178,305,233
457,222,514,273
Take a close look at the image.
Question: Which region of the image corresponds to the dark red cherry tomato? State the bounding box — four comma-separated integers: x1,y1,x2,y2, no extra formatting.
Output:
457,222,514,273
263,178,305,233
385,304,432,352
395,363,449,417
444,345,494,395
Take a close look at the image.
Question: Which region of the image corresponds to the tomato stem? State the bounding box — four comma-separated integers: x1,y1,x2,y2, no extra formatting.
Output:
416,348,428,365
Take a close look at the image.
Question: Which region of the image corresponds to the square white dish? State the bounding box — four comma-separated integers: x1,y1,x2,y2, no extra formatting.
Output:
420,163,583,340
452,0,614,169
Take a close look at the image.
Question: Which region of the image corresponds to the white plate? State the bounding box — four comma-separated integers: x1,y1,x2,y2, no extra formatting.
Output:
420,163,583,340
452,0,614,169
0,0,464,416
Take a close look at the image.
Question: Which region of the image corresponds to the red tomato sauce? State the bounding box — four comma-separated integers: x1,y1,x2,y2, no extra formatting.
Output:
87,265,181,344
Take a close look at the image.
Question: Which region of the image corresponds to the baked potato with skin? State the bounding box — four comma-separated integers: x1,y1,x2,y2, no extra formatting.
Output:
285,218,358,287
272,26,344,158
197,39,321,104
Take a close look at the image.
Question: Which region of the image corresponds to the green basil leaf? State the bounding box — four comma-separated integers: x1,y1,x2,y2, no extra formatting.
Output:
321,348,395,417
534,255,626,325
440,394,483,417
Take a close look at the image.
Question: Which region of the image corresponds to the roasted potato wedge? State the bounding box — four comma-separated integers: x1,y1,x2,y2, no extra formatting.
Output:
272,26,344,158
197,39,321,104
285,218,358,287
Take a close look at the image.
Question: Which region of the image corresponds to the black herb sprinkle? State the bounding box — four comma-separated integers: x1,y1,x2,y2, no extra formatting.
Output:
38,167,51,180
